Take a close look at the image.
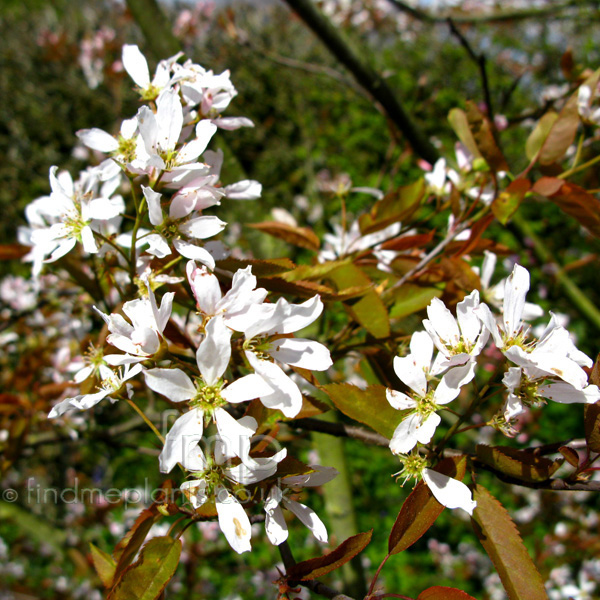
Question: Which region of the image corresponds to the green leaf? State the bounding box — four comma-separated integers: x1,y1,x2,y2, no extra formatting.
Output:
112,506,162,581
491,179,530,225
321,383,401,439
476,445,562,483
389,284,442,319
525,111,559,161
471,485,548,600
448,108,482,160
538,94,579,166
216,257,295,277
417,586,477,600
347,289,391,338
90,543,116,588
286,530,372,581
388,456,467,555
109,537,182,600
584,401,600,453
280,260,351,282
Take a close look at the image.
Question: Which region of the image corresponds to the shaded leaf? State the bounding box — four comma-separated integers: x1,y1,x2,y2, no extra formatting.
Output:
380,230,435,252
286,530,372,581
256,276,335,299
321,383,401,439
465,102,509,172
531,177,563,197
538,92,579,166
476,445,562,483
109,537,182,600
389,284,442,319
280,260,350,282
558,446,580,468
216,257,295,277
492,179,530,225
525,111,559,161
248,221,320,251
388,456,467,555
90,543,116,589
417,586,477,600
471,484,548,600
359,179,425,235
0,243,29,260
584,401,600,453
448,108,482,160
452,214,494,258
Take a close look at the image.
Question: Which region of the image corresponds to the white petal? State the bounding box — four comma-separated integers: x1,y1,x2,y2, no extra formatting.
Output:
214,407,256,463
144,368,196,402
76,128,118,153
224,180,262,200
427,297,460,347
415,412,441,444
269,338,332,370
537,383,600,404
283,466,338,487
180,479,208,509
159,408,204,473
389,413,421,455
283,498,328,543
265,493,288,545
221,373,276,404
503,264,530,338
122,44,150,89
386,388,416,411
173,238,215,269
474,303,503,348
456,290,481,345
143,186,164,226
423,469,476,515
179,215,227,240
156,89,183,152
435,362,475,405
196,316,232,386
215,490,252,553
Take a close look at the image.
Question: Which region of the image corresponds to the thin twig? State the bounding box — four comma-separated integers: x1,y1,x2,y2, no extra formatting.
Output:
292,417,390,447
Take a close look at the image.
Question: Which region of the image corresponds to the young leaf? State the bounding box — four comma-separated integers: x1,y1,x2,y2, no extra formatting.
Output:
448,108,482,160
465,102,509,172
216,257,295,277
347,289,391,339
558,446,580,468
109,536,182,600
537,91,579,165
417,586,477,600
286,530,372,581
491,179,530,225
584,401,600,453
476,445,562,483
525,111,559,161
471,484,548,600
90,543,116,588
388,456,467,555
321,383,401,439
248,221,321,251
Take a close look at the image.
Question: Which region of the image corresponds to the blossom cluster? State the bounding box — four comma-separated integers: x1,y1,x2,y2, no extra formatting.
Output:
18,44,338,554
387,260,600,514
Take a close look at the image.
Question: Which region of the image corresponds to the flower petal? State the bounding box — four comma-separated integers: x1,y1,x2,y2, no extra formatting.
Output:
423,468,476,515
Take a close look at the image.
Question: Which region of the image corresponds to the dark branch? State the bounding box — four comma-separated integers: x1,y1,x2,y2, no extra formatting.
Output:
291,417,390,447
282,0,439,164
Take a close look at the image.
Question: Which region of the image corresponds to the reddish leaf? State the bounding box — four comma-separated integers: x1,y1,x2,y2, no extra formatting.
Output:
380,231,435,252
417,586,477,600
536,180,600,239
471,485,548,600
452,214,494,258
584,401,600,453
286,530,372,581
558,446,580,468
538,91,579,165
492,179,530,225
525,111,559,162
476,445,562,483
465,102,509,172
388,456,467,555
256,276,335,299
248,221,320,251
216,257,295,277
532,177,563,197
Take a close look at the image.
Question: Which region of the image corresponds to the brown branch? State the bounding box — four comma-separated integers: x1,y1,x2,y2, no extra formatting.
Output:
282,0,439,164
386,0,592,24
291,417,390,447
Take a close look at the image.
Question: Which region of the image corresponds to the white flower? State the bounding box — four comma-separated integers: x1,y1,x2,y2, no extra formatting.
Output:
48,363,142,418
422,291,489,367
386,331,475,454
122,44,181,100
186,262,267,324
142,186,226,269
223,296,333,418
95,278,174,363
264,465,337,545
